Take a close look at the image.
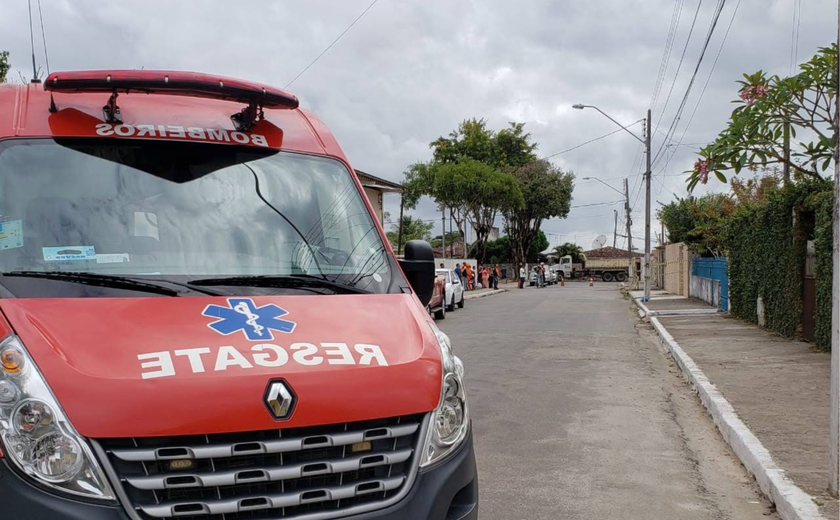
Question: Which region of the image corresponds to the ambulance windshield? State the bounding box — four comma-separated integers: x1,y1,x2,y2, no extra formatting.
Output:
0,139,399,296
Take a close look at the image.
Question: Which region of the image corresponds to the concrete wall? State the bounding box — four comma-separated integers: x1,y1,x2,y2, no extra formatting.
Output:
690,276,722,309
663,243,692,296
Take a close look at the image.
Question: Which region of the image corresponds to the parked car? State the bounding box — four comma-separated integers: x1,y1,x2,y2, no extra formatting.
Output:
436,268,465,311
529,265,556,286
0,70,477,519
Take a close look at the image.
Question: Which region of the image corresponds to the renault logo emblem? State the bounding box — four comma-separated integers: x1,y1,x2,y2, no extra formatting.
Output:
264,380,296,420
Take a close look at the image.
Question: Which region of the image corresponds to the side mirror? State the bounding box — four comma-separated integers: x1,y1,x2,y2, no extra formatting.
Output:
399,240,435,307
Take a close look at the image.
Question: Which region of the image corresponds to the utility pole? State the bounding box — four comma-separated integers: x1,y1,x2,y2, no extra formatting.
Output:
644,109,652,301
441,206,446,260
613,210,618,248
625,178,633,281
396,196,405,256
829,0,839,497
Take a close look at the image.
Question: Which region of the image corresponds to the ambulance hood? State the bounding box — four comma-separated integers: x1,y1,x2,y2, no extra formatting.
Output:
0,294,442,438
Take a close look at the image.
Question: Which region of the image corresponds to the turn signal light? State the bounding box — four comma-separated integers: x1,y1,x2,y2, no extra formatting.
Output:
0,348,24,374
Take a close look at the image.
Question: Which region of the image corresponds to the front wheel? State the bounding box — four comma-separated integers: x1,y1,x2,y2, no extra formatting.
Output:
457,293,465,308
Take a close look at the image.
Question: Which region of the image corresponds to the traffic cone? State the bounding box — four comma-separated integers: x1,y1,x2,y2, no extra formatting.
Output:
560,277,565,287
589,277,594,287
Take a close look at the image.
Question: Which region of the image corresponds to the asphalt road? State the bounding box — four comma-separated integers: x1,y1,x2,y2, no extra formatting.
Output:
439,282,778,520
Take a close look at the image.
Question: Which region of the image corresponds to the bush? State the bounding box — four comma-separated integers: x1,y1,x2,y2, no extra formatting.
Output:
809,190,834,351
723,181,830,339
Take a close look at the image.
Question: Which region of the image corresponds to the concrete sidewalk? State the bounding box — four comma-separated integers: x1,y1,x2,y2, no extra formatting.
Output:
628,291,838,520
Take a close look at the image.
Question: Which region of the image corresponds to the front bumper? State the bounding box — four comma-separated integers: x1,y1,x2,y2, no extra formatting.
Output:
0,428,478,520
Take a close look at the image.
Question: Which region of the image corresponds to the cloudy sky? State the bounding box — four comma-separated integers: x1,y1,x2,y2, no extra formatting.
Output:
2,0,837,251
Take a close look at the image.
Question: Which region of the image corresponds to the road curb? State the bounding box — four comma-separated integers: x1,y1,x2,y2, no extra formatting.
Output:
464,288,507,301
645,312,825,520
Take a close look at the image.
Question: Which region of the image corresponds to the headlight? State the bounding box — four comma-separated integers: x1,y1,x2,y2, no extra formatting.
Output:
420,323,469,468
0,335,114,500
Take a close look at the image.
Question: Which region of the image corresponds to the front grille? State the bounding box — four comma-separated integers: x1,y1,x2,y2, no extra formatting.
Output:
95,414,425,520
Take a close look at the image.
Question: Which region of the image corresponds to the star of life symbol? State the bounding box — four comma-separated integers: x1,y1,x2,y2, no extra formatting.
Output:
202,298,296,341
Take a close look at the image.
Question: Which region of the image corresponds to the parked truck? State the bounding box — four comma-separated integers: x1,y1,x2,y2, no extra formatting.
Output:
558,254,630,282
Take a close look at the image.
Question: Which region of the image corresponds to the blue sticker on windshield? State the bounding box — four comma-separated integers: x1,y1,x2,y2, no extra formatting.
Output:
0,220,23,251
43,246,96,262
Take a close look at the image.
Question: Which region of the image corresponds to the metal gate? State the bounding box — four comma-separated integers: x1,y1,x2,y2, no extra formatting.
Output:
802,245,816,342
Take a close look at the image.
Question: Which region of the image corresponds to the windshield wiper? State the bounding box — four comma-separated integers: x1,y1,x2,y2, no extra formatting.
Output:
189,275,372,295
2,271,182,297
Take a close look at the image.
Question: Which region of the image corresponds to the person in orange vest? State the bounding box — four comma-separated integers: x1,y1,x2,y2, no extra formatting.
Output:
492,264,501,289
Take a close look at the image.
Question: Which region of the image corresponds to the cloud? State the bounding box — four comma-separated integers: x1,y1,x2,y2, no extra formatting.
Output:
1,0,836,249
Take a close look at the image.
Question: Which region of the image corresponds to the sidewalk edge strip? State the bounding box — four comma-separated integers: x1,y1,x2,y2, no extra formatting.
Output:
464,288,507,301
648,316,825,520
648,308,720,317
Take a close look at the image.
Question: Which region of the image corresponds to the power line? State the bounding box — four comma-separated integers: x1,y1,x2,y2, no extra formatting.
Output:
651,0,728,167
652,0,703,134
284,0,380,89
542,120,643,159
650,0,686,114
570,200,624,209
655,0,740,173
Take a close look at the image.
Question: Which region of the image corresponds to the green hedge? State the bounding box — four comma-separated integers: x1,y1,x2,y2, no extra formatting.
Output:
724,182,832,341
809,190,834,351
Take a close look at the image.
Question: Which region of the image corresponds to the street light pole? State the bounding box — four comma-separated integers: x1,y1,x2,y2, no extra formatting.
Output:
573,104,646,288
644,109,652,301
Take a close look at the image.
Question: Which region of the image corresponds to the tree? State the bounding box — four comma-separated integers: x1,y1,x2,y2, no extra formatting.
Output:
429,158,523,262
482,236,512,263
504,160,575,271
419,120,529,261
0,51,9,84
554,242,585,264
430,231,462,249
386,215,433,250
395,164,427,255
657,194,738,256
730,169,781,205
527,230,549,262
689,45,837,190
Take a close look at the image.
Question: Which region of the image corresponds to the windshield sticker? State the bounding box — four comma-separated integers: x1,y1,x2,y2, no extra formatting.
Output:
95,123,269,147
203,298,296,341
43,246,96,262
0,220,23,250
95,253,130,264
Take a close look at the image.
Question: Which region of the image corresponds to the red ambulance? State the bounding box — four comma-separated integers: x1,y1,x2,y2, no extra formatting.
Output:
0,71,477,520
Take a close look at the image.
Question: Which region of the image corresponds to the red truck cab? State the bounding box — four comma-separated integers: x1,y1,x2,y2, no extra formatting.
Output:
0,71,476,520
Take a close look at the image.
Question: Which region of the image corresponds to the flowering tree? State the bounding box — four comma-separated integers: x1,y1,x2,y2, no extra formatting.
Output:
688,45,837,190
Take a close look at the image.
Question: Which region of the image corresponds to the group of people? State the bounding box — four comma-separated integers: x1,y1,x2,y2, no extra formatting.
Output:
449,262,503,290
